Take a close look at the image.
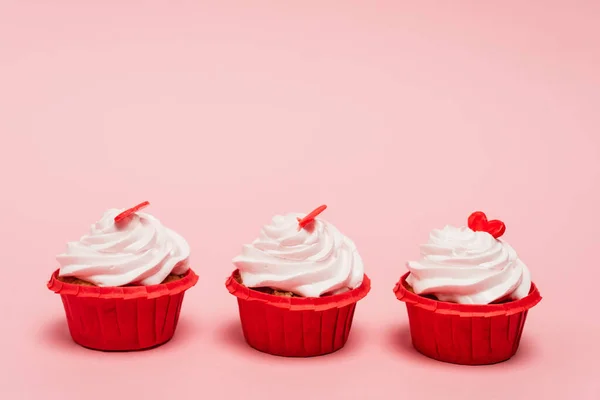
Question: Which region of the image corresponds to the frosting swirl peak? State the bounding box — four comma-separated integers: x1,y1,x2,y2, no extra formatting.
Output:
406,225,531,305
57,209,190,287
232,213,364,297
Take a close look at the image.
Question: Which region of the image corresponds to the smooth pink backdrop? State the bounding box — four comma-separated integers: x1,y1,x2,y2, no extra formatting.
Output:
1,1,599,399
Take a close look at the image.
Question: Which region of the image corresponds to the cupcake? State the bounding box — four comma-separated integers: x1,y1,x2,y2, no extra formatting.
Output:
226,205,371,357
394,211,541,365
47,201,198,351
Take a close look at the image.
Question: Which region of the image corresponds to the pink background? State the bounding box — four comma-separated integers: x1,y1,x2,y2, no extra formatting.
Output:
1,1,599,399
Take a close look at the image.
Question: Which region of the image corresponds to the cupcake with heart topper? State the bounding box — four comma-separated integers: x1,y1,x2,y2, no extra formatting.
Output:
226,205,371,357
47,202,198,351
393,211,542,365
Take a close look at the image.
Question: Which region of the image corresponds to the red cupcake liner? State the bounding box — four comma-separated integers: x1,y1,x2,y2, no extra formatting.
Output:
393,272,542,365
225,270,371,357
47,269,198,351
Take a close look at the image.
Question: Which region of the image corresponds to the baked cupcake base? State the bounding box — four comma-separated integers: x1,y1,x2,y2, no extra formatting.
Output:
48,268,198,351
232,273,298,297
226,269,371,357
57,273,185,286
394,272,542,365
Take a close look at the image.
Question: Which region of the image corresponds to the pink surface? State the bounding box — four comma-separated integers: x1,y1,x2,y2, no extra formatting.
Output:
1,1,599,399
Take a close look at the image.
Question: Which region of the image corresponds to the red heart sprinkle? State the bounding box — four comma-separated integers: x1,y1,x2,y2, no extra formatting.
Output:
467,211,506,238
114,201,150,223
297,205,328,229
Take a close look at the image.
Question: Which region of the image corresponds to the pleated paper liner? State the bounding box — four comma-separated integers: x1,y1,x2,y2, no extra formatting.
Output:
393,272,542,365
226,270,371,357
47,268,199,351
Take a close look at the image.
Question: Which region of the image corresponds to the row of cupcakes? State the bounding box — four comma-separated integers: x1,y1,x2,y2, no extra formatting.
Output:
47,202,541,365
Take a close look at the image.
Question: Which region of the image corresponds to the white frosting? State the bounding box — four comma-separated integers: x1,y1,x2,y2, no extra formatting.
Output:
57,209,190,286
232,213,364,297
406,225,531,304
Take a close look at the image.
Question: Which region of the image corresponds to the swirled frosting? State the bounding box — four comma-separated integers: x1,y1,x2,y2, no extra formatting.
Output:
57,209,190,286
406,225,531,304
232,213,364,297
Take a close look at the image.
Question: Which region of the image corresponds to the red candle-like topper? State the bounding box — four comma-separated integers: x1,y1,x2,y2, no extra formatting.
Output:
114,201,150,223
468,211,506,239
297,205,327,229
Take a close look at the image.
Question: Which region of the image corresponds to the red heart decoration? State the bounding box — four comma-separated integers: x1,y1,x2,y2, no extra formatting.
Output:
467,211,506,238
114,201,150,223
297,205,327,229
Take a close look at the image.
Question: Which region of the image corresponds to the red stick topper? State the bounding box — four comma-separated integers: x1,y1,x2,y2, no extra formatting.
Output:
468,211,506,239
114,201,150,223
297,205,328,229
